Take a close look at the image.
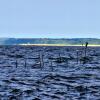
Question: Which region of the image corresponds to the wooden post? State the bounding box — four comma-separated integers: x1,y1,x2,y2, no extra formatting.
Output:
79,51,83,64
58,53,61,62
51,60,53,71
39,52,44,69
66,59,68,67
85,42,88,57
15,59,18,68
24,58,27,68
76,50,79,64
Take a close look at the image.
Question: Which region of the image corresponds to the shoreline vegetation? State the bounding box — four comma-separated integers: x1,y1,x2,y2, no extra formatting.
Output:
1,38,100,46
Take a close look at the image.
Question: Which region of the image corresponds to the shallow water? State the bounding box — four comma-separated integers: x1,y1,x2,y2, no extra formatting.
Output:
0,46,100,100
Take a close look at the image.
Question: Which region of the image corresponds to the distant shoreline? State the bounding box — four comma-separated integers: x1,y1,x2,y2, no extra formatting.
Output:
1,38,100,46
19,44,100,47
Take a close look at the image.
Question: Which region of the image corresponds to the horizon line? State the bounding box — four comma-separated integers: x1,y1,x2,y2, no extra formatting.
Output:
0,37,100,39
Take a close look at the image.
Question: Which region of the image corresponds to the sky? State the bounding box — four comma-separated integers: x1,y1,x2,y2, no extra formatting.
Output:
0,0,100,38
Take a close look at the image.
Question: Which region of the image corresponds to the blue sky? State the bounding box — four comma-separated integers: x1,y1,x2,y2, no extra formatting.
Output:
0,0,100,38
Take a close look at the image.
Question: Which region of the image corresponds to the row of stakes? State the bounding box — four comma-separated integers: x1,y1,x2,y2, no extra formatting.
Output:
15,52,44,69
14,42,89,71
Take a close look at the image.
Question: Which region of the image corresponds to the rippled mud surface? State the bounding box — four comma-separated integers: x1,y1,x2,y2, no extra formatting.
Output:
0,46,100,100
